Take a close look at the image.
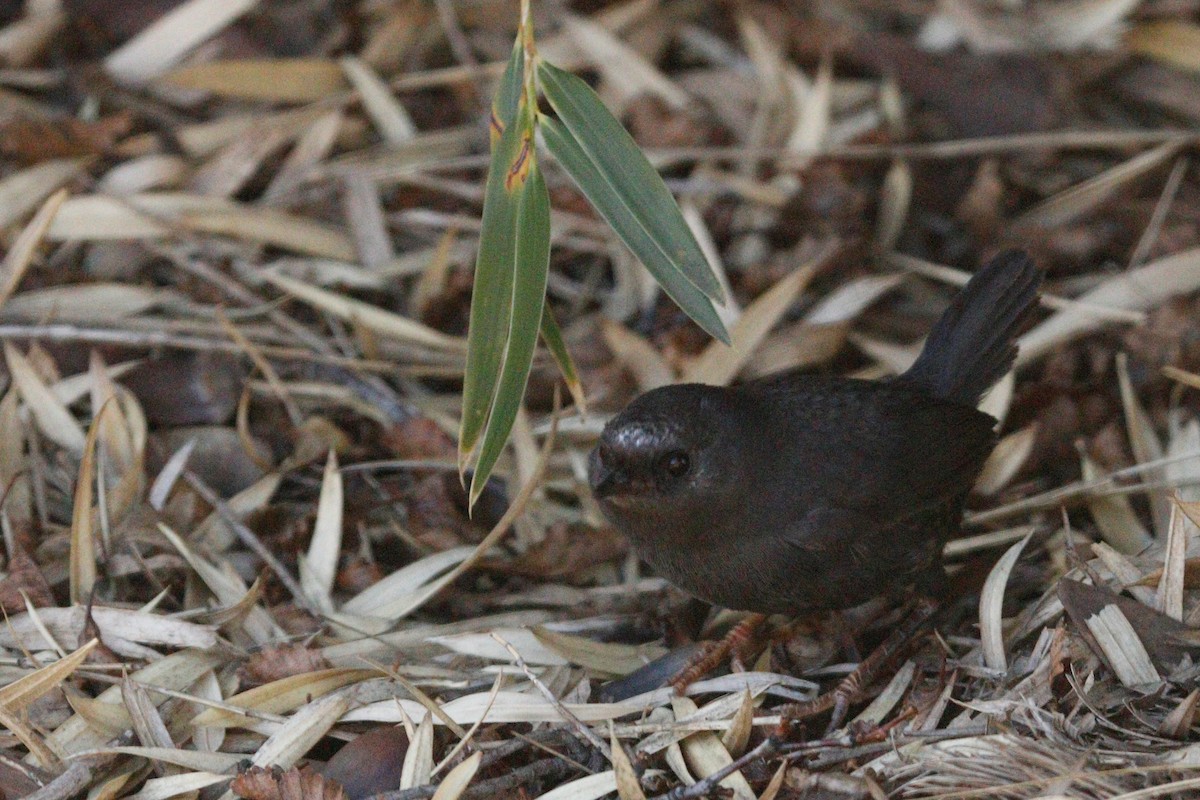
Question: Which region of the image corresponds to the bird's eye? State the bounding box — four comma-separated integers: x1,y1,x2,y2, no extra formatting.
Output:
660,451,690,478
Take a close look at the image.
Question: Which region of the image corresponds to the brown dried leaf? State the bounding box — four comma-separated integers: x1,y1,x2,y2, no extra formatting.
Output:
1058,579,1196,675
241,645,333,688
232,765,348,800
0,541,54,613
0,113,131,163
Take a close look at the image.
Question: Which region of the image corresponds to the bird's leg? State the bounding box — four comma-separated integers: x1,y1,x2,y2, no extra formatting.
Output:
670,613,767,693
775,597,940,737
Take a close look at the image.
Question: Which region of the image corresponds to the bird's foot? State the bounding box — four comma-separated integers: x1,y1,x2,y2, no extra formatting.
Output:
775,597,940,737
669,612,767,693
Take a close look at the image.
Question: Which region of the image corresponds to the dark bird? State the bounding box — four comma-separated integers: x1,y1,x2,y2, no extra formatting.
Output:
589,251,1041,618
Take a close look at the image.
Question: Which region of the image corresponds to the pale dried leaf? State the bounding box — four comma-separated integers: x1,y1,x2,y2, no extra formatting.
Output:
980,532,1032,671
105,0,259,84
430,751,481,800
5,342,86,454
1085,605,1161,687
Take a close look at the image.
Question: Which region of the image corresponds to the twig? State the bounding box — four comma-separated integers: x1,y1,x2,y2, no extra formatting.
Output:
23,762,92,800
181,471,313,613
652,735,780,800
366,756,579,800
491,633,611,760
0,322,413,374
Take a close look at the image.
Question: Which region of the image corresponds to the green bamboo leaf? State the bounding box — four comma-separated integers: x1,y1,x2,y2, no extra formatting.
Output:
537,61,729,311
539,306,586,413
492,37,524,138
469,156,551,505
540,114,729,343
459,104,527,467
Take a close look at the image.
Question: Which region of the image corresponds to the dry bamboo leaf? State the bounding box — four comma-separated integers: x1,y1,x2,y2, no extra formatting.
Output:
721,690,754,757
194,472,282,551
300,451,342,611
167,106,327,158
1158,689,1199,739
342,546,473,616
1157,502,1190,621
757,762,788,800
123,771,232,800
1032,0,1141,50
342,692,651,726
1117,353,1169,536
1091,541,1156,605
400,713,433,789
1165,413,1200,503
0,187,65,310
0,158,85,229
599,320,674,391
1081,450,1152,554
164,59,347,102
532,627,666,677
663,742,694,786
2,283,170,322
251,690,353,769
121,676,174,752
192,668,377,729
852,659,916,726
1129,20,1200,72
160,523,282,646
1085,604,1161,687
87,746,241,773
786,53,832,157
5,342,86,454
180,207,356,260
671,697,754,800
560,13,688,110
430,751,481,800
98,154,188,195
69,402,108,605
0,606,216,653
65,688,134,737
47,194,357,259
193,670,226,754
149,438,196,511
980,532,1032,671
190,126,290,198
0,638,96,711
264,111,344,202
684,256,822,385
0,11,64,67
104,0,259,84
534,771,617,800
1014,141,1181,230
682,202,739,327
1018,247,1200,364
49,649,225,757
428,628,567,666
0,387,31,523
341,56,415,144
610,726,647,800
974,424,1037,496
46,194,169,239
262,272,464,351
876,159,912,253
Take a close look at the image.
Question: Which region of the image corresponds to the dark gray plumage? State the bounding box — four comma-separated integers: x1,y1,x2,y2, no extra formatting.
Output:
588,251,1041,614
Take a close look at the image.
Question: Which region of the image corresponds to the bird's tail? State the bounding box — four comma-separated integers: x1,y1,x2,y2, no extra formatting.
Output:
898,250,1042,406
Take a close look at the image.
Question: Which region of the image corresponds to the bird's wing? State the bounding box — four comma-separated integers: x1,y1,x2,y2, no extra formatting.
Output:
740,377,997,518
772,503,948,609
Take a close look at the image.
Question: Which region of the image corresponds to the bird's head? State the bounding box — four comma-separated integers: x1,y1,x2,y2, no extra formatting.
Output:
588,384,739,517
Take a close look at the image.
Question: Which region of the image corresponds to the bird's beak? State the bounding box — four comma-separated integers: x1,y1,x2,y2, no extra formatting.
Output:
588,448,622,499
